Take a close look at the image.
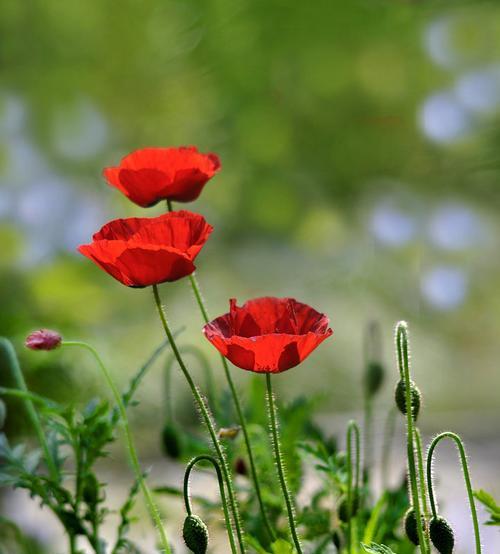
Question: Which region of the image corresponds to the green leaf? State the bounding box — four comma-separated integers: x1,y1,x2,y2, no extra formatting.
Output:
361,543,397,554
271,539,295,553
474,489,500,526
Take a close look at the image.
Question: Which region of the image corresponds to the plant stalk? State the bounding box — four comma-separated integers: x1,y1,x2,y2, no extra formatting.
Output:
62,341,172,554
265,373,303,553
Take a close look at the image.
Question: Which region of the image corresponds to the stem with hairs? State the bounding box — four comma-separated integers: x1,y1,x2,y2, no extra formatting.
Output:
396,322,428,554
266,373,303,553
152,284,246,554
183,455,237,554
426,431,482,554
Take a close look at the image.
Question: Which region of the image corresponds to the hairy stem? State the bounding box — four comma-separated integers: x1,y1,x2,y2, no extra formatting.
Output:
415,428,431,552
62,341,172,554
0,338,59,482
266,373,303,553
396,323,428,554
152,284,246,554
183,455,238,554
426,431,482,554
346,420,361,554
186,272,275,540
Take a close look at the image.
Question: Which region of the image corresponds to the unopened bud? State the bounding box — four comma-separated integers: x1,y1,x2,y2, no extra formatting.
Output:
25,329,62,351
404,508,426,546
364,361,385,397
395,379,421,420
183,514,208,554
234,457,248,476
338,493,359,522
161,422,183,459
331,529,342,551
430,516,454,554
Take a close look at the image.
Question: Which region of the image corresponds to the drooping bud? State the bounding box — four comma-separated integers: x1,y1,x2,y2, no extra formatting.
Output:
364,361,385,397
331,529,342,551
394,379,421,420
404,508,426,546
0,399,6,430
183,514,209,554
161,422,184,459
234,457,248,476
338,493,360,523
430,516,454,554
25,329,62,351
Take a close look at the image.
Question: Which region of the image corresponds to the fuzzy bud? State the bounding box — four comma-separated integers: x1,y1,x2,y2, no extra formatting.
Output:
183,514,209,554
364,361,385,397
395,379,421,420
430,516,454,554
25,329,62,351
161,422,183,459
338,493,359,523
404,508,426,545
0,399,6,430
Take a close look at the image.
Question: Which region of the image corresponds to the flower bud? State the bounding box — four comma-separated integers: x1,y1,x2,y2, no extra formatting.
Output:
82,474,100,505
430,516,454,554
161,422,184,459
364,361,385,397
183,514,209,554
234,457,248,476
0,399,6,430
218,426,240,440
331,529,342,551
404,508,426,546
338,493,359,522
25,329,62,351
394,379,421,420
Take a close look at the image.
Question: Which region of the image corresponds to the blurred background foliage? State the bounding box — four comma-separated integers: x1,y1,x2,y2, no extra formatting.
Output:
1,0,500,549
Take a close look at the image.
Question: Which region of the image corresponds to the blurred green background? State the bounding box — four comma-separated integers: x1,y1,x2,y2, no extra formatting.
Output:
1,0,500,551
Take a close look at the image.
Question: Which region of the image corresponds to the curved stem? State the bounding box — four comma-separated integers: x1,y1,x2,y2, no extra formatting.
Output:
426,431,482,554
152,284,246,554
0,338,59,482
61,341,172,554
396,322,428,554
346,420,361,554
183,455,238,554
187,271,276,541
265,373,303,553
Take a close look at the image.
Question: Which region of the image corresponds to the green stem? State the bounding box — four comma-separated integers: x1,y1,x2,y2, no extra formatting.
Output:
152,284,246,554
265,373,302,553
415,428,431,552
396,323,428,554
187,271,275,541
61,341,172,554
347,421,361,554
426,432,482,554
346,420,360,554
0,386,57,408
183,455,238,554
0,338,59,482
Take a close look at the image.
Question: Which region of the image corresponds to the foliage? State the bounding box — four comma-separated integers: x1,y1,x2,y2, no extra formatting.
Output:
474,490,500,526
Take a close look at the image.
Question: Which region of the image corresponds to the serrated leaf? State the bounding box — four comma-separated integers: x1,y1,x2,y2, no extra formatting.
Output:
361,543,396,554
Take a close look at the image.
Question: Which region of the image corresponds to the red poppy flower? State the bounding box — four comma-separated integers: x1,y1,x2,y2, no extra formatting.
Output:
78,211,213,287
203,297,333,373
103,146,221,207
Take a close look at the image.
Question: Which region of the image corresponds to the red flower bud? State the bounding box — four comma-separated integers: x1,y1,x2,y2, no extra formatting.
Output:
25,329,62,351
